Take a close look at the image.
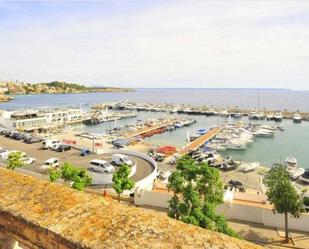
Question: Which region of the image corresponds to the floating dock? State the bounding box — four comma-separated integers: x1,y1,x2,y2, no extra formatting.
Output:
124,119,178,139
180,127,221,154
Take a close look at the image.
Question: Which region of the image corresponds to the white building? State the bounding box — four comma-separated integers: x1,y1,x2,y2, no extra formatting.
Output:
0,108,85,132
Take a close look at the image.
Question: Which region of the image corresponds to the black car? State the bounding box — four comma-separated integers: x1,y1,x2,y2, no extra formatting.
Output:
12,133,23,140
56,144,71,152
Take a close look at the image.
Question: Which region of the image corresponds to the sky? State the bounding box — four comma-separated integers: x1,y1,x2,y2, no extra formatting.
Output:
0,1,309,89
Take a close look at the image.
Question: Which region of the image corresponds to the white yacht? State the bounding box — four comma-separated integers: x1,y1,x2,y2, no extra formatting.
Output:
239,162,260,173
293,113,302,123
174,121,184,128
249,110,265,120
266,113,274,120
273,112,283,122
216,144,228,152
253,128,274,137
284,156,305,180
220,110,230,117
226,140,246,150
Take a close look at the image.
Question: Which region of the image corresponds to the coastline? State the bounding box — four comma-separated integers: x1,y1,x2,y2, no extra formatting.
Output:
0,94,13,103
5,88,134,96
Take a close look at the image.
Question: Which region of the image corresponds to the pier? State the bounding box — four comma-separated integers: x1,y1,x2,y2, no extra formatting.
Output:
180,127,221,154
124,119,178,139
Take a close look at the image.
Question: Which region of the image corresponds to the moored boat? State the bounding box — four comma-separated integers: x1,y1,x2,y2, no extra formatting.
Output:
273,112,283,122
239,162,260,173
284,156,305,180
293,113,302,123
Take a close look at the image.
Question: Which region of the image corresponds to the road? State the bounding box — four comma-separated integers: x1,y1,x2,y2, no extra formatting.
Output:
0,136,154,186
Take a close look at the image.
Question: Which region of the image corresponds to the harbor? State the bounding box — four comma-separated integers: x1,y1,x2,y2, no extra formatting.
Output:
1,100,309,168
1,98,309,197
98,100,309,121
1,100,309,194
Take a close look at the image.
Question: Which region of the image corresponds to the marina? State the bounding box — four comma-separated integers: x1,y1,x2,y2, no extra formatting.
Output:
1,98,309,169
1,95,309,197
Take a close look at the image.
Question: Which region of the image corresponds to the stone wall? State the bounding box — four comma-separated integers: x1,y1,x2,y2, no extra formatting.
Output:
0,168,262,249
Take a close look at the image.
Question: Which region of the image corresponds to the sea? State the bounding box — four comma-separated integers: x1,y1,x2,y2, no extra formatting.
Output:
1,88,309,168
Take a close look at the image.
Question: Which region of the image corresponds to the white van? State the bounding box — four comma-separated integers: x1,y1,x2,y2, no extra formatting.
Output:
89,159,115,173
41,158,59,170
42,139,61,150
1,150,26,160
0,149,9,159
111,154,134,166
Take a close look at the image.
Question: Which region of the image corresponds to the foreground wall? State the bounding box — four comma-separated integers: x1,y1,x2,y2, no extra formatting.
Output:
134,188,309,232
0,168,261,249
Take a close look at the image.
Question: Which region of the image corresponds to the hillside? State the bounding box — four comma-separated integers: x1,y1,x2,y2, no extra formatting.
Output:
1,81,133,95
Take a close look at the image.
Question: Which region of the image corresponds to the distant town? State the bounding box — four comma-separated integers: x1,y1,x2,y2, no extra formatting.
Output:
0,80,133,102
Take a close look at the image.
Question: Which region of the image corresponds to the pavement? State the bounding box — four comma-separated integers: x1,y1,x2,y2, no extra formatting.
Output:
0,135,154,186
228,219,309,249
137,204,309,249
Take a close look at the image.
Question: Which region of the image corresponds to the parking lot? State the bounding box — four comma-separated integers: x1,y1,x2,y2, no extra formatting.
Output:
0,135,154,184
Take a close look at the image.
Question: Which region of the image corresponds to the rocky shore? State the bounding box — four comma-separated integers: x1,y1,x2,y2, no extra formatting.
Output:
0,94,13,102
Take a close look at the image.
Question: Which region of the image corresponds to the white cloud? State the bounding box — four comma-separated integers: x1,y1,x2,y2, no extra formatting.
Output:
0,1,309,89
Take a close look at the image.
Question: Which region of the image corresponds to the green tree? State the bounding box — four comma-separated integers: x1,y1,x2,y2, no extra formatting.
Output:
7,151,24,170
167,155,237,237
263,164,304,243
49,162,92,191
112,164,135,202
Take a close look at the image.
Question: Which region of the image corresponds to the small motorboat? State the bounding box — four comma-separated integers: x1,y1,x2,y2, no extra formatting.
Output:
293,113,302,123
266,113,274,120
273,112,283,122
277,125,285,131
174,122,184,128
216,144,228,152
197,128,207,135
221,162,238,171
220,156,241,171
239,162,260,173
284,156,305,180
226,140,246,150
253,129,274,137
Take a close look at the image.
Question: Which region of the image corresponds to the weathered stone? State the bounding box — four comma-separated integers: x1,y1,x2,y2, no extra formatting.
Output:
0,168,262,248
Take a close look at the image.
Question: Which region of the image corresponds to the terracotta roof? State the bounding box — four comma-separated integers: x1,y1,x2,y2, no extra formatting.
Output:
0,168,262,248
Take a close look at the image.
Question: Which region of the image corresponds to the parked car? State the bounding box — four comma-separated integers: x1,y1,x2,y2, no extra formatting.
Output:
22,157,36,165
80,149,91,156
24,136,42,144
21,133,31,141
3,130,12,137
56,144,71,152
1,150,26,160
0,149,9,159
51,143,63,151
154,153,165,162
9,150,26,157
112,139,130,148
12,132,23,140
41,158,59,170
88,159,115,173
42,139,61,149
112,153,134,166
